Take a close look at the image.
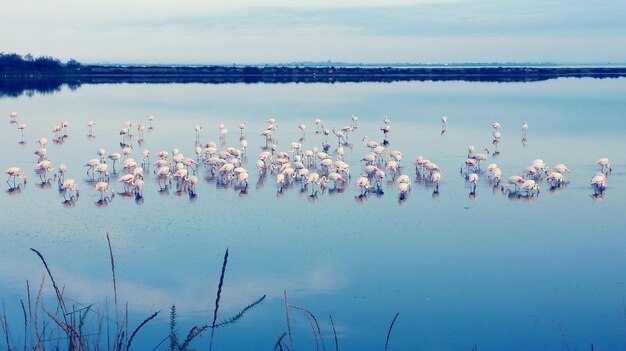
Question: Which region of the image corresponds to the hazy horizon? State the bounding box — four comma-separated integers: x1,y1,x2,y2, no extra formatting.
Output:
3,0,626,64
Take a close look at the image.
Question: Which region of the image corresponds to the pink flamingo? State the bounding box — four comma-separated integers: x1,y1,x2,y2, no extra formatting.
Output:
468,173,478,194
60,179,79,200
87,120,96,135
84,159,100,176
520,179,540,197
156,166,171,189
118,174,135,193
5,167,27,188
95,182,115,201
596,158,612,173
506,176,525,192
547,172,564,188
186,175,198,195
355,176,371,196
17,123,26,138
432,172,441,193
591,173,607,195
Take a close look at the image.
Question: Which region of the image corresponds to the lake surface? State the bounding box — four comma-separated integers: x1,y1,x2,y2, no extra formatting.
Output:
1,78,626,350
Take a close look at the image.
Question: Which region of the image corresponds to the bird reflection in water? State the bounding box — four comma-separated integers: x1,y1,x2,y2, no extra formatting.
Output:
354,194,368,204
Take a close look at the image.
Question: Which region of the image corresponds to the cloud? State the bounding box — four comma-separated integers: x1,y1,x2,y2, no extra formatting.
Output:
2,0,626,63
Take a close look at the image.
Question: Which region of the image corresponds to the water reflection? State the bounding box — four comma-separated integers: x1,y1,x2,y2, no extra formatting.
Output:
2,79,626,350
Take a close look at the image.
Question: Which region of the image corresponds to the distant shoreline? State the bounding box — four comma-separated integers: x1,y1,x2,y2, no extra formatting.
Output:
5,65,626,81
2,65,626,98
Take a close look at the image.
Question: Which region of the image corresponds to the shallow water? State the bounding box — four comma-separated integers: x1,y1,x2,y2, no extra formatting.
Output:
1,78,626,350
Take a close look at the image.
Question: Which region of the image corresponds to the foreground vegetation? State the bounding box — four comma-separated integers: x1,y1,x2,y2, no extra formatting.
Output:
0,234,266,351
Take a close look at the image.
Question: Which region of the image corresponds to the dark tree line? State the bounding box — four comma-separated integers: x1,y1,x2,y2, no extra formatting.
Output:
0,52,80,76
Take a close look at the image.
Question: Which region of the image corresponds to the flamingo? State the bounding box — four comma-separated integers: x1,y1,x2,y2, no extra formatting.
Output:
362,136,379,150
147,115,154,128
521,121,528,135
398,182,410,199
237,171,249,189
591,173,607,194
520,179,540,197
506,176,525,192
108,153,121,173
95,163,110,182
134,178,145,198
547,172,564,188
492,121,501,130
34,148,48,162
276,173,286,192
17,123,26,138
142,150,150,166
441,116,447,129
397,174,411,196
35,160,54,182
186,175,198,195
84,159,100,176
95,182,114,201
380,124,391,143
219,126,228,141
467,145,475,158
56,164,68,184
60,179,79,200
355,176,371,196
332,128,345,144
137,123,145,139
194,124,203,139
596,158,612,173
307,172,320,196
553,164,571,174
468,173,478,194
432,172,441,193
87,120,96,135
351,115,359,126
156,166,172,189
5,167,27,188
239,122,246,136
36,137,48,148
118,174,135,193
298,124,306,137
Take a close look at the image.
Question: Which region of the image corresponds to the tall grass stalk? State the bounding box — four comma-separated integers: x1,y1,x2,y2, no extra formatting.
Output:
384,313,399,351
288,304,324,351
284,290,294,351
329,315,338,351
209,248,228,351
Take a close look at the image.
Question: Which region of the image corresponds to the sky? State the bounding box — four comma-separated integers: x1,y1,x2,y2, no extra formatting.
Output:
2,0,626,64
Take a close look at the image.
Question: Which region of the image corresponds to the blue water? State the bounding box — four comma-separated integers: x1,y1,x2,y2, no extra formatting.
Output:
1,78,626,350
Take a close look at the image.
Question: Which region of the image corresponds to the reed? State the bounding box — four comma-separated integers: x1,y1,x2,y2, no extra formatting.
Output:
284,290,294,350
1,299,11,351
126,311,159,350
274,332,290,351
20,300,26,350
329,315,338,351
2,241,264,350
384,313,399,351
288,304,324,351
209,248,228,351
34,275,44,351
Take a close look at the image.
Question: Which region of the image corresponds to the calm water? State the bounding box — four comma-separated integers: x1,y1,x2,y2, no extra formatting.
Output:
1,78,626,350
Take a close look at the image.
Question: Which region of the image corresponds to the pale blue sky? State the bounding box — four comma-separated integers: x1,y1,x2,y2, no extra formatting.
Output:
2,0,625,64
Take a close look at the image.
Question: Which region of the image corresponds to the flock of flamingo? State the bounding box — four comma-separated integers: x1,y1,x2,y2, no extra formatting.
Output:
4,111,613,207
